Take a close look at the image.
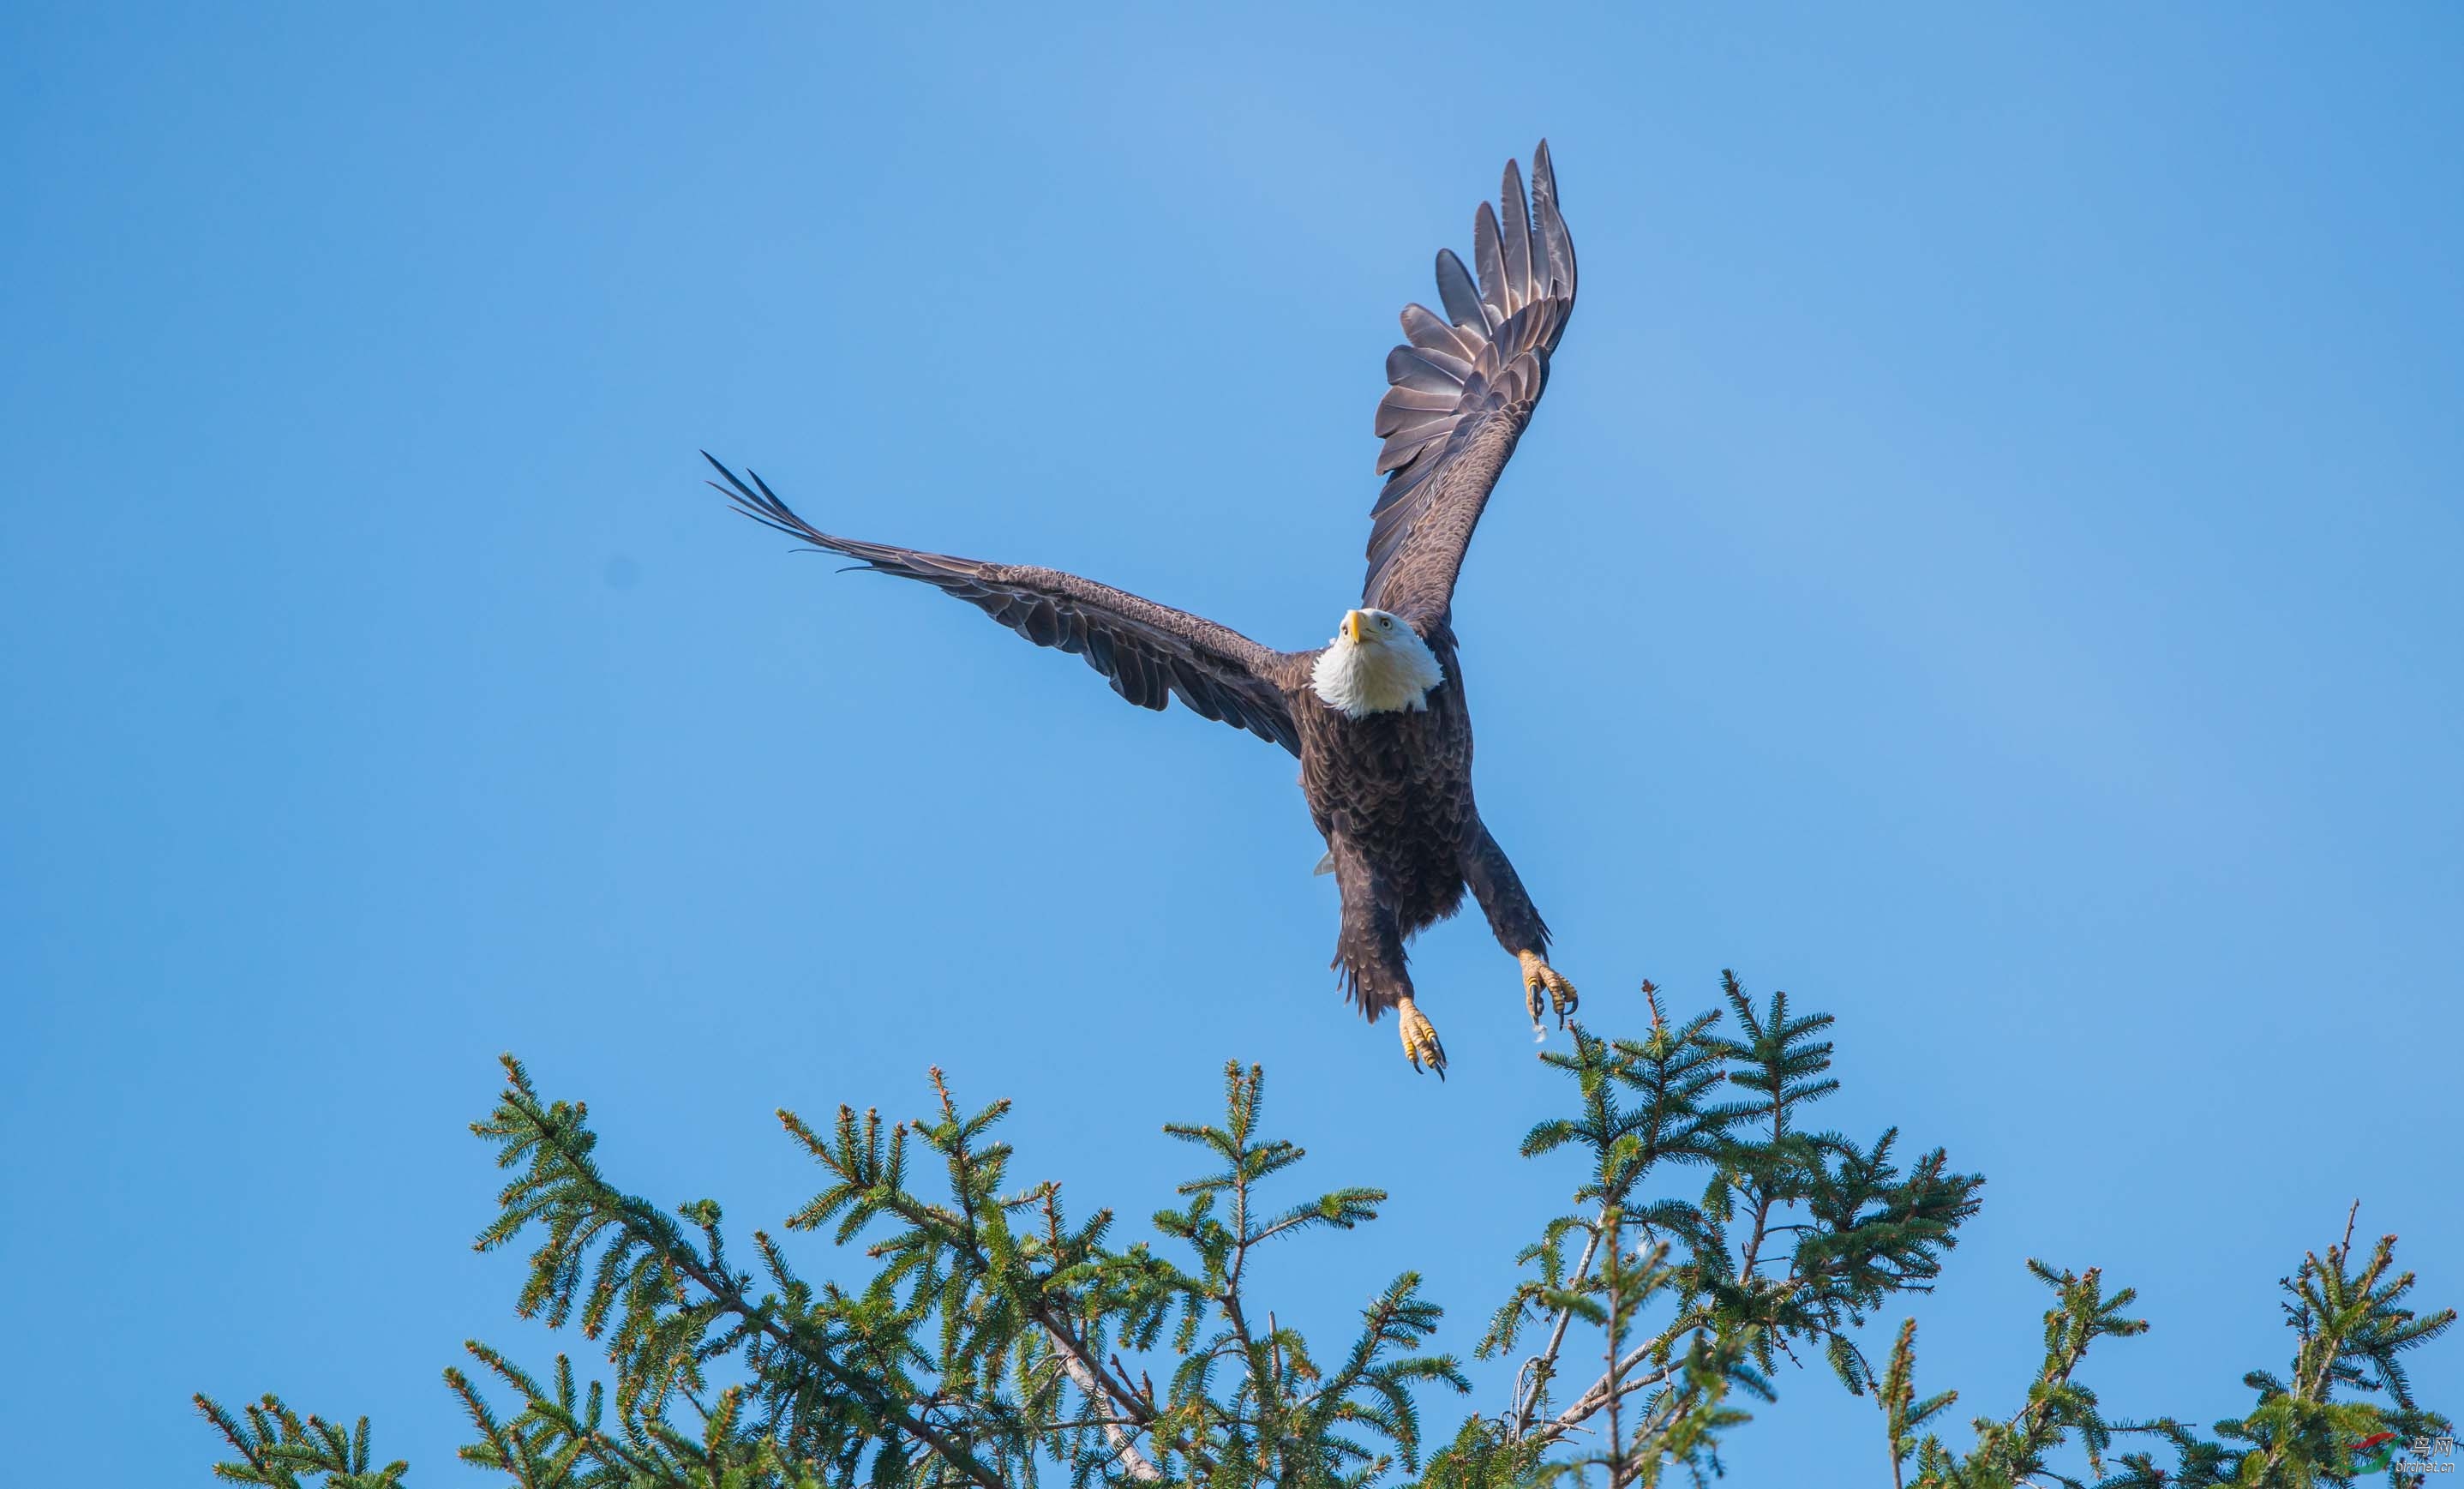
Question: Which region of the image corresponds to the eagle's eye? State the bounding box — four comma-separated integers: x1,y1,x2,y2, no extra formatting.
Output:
1377,615,1394,631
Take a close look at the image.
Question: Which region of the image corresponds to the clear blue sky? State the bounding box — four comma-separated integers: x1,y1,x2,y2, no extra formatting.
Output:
4,4,2459,1481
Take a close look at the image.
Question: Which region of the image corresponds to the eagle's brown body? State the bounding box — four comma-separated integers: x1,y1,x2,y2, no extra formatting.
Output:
713,142,1582,1074
1292,624,1549,1017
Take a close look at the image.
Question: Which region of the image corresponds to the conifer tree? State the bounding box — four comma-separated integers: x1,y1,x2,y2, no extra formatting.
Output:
201,972,2452,1487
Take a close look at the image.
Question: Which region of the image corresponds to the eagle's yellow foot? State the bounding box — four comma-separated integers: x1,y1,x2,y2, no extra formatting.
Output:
1394,997,1448,1079
1520,950,1579,1029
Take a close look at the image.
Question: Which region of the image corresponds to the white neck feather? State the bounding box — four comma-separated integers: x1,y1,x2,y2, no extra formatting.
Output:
1310,627,1445,718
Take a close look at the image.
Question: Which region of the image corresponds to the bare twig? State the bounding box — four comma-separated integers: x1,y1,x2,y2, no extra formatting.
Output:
1512,1219,1605,1437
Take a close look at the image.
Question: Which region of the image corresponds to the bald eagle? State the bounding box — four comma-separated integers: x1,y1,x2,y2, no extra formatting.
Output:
711,142,1581,1077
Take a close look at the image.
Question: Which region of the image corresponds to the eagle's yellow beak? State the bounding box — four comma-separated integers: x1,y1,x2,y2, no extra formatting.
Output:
1342,609,1373,645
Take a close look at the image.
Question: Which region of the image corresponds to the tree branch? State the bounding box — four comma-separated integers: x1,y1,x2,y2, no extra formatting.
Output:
1046,1325,1163,1482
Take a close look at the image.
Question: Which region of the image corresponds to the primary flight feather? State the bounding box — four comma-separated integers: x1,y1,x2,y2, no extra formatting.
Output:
711,141,1581,1077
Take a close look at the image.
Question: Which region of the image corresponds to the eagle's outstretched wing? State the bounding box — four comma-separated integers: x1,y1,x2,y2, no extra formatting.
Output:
709,458,1303,754
1363,141,1577,627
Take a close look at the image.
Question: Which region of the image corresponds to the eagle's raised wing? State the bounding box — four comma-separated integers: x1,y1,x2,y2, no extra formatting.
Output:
709,458,1303,754
1363,141,1577,627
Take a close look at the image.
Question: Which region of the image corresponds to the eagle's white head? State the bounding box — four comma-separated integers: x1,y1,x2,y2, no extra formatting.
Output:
1310,608,1445,718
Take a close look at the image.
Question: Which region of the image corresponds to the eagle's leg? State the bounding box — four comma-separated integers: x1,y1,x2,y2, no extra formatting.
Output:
1463,822,1579,1028
1329,839,1448,1078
